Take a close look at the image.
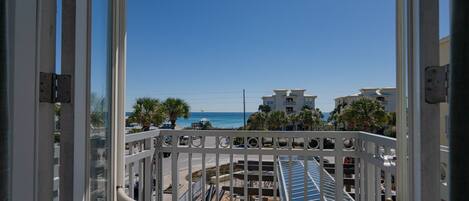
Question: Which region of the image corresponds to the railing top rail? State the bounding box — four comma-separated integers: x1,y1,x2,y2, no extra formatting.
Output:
160,130,360,138
358,131,397,147
125,130,159,143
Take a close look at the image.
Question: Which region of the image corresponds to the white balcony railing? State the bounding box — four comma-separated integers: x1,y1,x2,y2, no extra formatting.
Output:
123,130,450,201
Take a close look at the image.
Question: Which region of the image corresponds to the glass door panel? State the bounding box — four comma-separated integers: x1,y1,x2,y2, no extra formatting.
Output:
90,0,112,200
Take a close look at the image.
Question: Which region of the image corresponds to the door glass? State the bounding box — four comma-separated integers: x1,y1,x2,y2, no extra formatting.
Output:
90,0,112,200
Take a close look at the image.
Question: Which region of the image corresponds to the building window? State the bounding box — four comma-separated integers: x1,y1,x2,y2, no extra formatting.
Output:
376,97,385,102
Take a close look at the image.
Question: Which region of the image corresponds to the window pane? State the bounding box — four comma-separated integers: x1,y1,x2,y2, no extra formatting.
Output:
90,0,112,200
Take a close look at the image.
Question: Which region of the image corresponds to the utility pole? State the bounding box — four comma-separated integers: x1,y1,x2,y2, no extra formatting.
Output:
243,89,246,129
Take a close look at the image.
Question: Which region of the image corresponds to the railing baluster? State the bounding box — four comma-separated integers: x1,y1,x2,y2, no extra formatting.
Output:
202,136,206,201
258,138,262,200
139,155,144,201
366,141,375,201
216,136,220,201
188,136,192,201
385,172,392,200
384,147,392,200
129,162,134,199
244,136,248,201
171,135,179,201
144,138,152,201
288,137,292,201
156,149,163,201
335,139,344,201
354,156,360,201
375,167,381,201
129,142,134,199
303,137,308,200
273,137,278,201
375,145,381,201
354,139,361,201
319,138,325,201
361,156,367,201
229,137,234,201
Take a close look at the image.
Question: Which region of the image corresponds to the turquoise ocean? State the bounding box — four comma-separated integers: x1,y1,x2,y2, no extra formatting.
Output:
126,112,330,129
177,112,330,129
176,112,253,129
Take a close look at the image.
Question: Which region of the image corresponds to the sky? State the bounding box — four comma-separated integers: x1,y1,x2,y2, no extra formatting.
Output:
125,0,450,112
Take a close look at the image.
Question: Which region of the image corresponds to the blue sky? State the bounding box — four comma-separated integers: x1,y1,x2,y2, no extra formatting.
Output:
126,0,450,112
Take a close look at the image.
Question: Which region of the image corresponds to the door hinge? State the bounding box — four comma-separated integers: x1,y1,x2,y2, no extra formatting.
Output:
425,64,449,104
40,72,71,103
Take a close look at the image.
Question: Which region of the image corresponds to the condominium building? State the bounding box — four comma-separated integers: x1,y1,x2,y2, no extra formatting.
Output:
262,89,316,114
335,87,397,113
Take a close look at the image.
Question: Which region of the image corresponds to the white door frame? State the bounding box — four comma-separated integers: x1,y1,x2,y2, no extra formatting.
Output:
8,0,56,200
396,0,441,200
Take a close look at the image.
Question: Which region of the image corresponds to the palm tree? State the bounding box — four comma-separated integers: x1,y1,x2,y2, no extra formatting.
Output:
247,112,267,130
90,93,105,128
297,108,322,131
258,104,272,113
162,98,190,129
288,113,300,131
266,111,288,131
328,103,347,130
128,97,166,131
339,98,388,133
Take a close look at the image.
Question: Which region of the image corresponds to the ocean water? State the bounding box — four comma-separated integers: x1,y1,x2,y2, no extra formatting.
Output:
176,112,253,129
126,111,330,129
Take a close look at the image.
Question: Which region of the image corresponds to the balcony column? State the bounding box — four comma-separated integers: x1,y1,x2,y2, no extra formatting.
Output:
449,0,469,200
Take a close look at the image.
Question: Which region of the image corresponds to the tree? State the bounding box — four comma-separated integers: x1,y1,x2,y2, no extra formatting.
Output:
288,113,300,131
301,105,312,111
266,111,288,131
328,103,348,130
128,97,166,131
162,98,190,129
247,112,267,130
90,93,105,128
383,112,396,137
258,104,271,113
339,98,389,133
298,108,322,131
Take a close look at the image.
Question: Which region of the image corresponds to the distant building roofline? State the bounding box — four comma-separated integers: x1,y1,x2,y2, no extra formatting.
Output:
334,94,361,100
360,87,396,91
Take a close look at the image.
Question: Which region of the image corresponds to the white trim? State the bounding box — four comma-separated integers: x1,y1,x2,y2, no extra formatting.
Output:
37,0,57,200
396,0,410,200
74,0,91,200
9,0,39,200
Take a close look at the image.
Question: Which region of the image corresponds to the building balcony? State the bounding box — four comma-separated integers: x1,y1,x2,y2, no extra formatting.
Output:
284,101,296,106
123,130,449,201
119,130,438,201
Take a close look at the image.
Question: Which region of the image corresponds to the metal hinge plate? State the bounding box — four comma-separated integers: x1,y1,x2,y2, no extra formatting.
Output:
40,72,71,103
425,65,449,104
